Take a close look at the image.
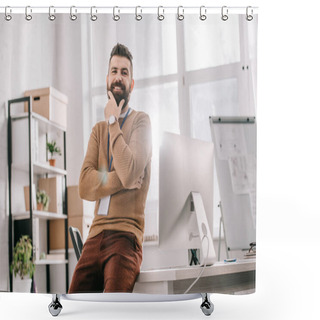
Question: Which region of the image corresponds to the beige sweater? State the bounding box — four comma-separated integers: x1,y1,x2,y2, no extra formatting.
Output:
79,110,152,246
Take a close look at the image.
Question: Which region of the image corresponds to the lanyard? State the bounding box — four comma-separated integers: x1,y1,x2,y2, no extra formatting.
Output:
107,107,131,172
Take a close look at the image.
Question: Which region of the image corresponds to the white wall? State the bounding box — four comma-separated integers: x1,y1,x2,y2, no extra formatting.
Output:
0,104,8,290
0,15,88,291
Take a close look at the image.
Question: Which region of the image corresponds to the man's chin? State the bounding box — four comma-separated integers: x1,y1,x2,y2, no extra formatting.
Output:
112,92,123,103
114,96,128,109
108,88,129,108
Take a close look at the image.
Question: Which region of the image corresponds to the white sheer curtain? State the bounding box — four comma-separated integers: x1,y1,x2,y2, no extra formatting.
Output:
0,12,257,289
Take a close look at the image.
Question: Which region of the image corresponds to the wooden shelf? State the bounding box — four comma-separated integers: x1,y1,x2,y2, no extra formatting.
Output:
33,162,67,175
12,210,67,221
11,112,66,132
35,259,68,265
50,249,75,254
12,162,67,176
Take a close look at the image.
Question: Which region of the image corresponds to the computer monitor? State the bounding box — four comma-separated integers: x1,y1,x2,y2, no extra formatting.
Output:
158,132,216,266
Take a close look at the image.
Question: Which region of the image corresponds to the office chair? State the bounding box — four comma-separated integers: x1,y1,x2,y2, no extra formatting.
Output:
68,226,83,261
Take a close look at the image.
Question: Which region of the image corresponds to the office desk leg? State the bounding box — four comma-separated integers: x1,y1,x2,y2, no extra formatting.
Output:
200,293,214,316
48,294,63,317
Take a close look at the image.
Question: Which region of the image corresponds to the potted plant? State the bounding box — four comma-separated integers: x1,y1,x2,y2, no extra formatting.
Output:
46,140,61,166
10,235,35,293
36,189,50,211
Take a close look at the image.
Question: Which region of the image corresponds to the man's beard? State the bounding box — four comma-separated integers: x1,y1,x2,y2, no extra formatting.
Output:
107,81,130,110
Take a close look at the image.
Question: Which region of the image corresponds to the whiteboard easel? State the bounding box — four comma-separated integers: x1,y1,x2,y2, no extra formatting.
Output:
209,116,256,252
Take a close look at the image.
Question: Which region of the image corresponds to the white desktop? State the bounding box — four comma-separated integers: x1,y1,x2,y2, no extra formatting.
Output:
158,132,216,267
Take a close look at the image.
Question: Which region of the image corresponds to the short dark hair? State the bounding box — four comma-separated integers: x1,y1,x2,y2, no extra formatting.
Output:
109,43,133,76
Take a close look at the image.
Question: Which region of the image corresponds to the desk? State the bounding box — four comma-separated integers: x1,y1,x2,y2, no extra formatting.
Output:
134,259,255,295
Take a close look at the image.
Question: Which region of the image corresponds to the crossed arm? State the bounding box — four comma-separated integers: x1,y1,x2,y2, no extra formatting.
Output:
79,114,152,201
78,125,124,201
109,113,152,189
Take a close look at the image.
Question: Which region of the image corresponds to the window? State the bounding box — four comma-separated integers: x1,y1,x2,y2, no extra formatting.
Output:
88,15,257,241
184,15,241,71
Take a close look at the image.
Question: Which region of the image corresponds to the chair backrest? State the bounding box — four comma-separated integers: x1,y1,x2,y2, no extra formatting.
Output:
68,226,83,261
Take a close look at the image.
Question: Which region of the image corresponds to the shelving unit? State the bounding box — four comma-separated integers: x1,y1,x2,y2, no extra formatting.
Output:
8,95,69,293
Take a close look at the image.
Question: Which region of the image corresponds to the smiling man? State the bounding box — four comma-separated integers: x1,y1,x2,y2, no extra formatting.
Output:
68,43,152,293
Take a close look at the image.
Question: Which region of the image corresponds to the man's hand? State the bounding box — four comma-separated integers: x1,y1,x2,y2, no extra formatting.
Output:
104,91,125,123
128,173,144,190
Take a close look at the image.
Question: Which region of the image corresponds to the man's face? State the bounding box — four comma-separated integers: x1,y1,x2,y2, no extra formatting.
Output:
107,55,134,109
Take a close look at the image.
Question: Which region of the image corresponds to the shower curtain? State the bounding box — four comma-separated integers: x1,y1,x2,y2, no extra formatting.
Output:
0,7,258,296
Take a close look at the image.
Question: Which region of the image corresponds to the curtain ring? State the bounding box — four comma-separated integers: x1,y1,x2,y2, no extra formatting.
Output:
49,6,56,21
221,6,228,21
25,6,32,21
4,6,12,21
70,6,77,21
135,6,142,21
177,6,184,21
91,6,98,21
200,6,207,21
246,6,254,21
113,6,120,21
158,6,165,21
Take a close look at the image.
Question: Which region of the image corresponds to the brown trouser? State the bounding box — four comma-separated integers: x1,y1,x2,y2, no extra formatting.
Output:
68,230,142,293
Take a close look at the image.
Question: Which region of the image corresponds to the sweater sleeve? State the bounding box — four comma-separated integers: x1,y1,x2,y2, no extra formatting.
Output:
79,124,124,201
109,113,152,189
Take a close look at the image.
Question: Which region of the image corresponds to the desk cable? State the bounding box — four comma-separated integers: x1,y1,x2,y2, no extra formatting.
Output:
184,234,209,294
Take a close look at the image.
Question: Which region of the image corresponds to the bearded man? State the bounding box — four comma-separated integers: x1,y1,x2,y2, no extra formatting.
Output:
69,43,152,293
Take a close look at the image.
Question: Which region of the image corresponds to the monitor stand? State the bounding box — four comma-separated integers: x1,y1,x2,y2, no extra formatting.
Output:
190,192,216,266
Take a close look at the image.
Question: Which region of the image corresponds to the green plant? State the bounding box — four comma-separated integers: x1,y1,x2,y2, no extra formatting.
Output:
36,190,50,211
10,235,35,280
46,140,61,159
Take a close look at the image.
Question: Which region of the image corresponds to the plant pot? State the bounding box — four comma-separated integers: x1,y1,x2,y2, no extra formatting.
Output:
37,203,44,211
13,276,32,293
49,159,56,167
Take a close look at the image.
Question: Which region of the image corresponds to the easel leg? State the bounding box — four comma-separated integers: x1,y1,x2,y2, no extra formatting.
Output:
200,293,214,316
218,201,229,260
218,216,222,261
48,294,63,317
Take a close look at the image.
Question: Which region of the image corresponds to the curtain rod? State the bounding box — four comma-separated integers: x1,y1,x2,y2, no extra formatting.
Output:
0,6,259,15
